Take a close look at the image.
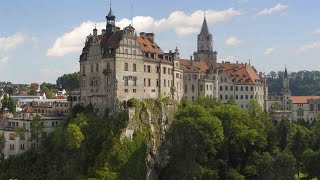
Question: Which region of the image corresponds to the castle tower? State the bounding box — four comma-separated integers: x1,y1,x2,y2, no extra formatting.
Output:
106,3,116,35
194,14,217,65
282,67,291,110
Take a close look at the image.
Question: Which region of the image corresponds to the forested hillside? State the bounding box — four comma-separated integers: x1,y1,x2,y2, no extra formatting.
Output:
267,70,320,95
1,98,320,179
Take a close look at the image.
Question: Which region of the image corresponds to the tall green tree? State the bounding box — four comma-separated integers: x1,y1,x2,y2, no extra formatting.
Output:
0,132,5,160
66,124,84,149
30,115,46,147
277,118,290,150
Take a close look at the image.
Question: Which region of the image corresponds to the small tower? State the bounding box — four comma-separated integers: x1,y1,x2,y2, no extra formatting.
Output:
282,66,291,110
106,2,116,35
93,26,98,36
194,13,217,65
197,14,213,52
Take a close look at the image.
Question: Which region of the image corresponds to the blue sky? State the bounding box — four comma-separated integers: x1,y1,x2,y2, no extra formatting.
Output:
0,0,320,83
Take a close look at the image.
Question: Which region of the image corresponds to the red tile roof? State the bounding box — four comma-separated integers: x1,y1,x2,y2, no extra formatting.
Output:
180,60,263,85
22,107,35,113
291,96,320,104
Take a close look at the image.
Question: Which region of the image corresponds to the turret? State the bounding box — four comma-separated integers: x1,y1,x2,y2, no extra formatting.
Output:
106,2,116,35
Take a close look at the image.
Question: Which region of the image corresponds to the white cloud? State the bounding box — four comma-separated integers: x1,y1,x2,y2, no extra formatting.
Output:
313,28,320,35
225,37,242,45
257,3,288,16
264,48,276,55
47,8,243,57
0,33,25,51
298,42,320,53
0,56,10,63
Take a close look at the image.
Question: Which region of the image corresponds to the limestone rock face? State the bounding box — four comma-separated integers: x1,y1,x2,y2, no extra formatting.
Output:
121,101,176,180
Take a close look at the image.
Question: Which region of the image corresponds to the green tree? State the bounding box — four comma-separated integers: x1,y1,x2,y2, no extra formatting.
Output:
273,150,296,180
0,132,5,160
160,103,224,179
277,118,290,150
28,89,38,96
56,72,80,90
14,127,26,140
1,94,15,113
66,124,84,149
302,149,320,179
30,115,46,146
289,127,309,177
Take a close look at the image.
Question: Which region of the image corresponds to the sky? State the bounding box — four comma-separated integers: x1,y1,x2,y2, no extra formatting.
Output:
1,0,320,84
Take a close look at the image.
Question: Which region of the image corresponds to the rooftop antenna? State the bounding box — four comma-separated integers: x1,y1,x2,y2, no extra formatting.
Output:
130,0,134,26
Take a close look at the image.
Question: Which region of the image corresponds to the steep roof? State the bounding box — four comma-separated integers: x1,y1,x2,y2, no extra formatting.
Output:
291,96,320,104
200,16,209,35
180,60,263,85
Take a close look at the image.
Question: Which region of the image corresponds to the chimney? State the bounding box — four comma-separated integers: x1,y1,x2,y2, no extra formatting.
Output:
140,32,146,37
102,29,106,35
146,33,155,43
190,55,193,65
236,61,239,67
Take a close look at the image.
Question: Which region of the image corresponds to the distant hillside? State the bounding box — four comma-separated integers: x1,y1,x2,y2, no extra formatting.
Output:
267,70,320,95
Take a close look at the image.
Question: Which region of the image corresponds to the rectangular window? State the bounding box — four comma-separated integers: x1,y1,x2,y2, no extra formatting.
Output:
124,76,128,86
220,95,223,100
144,78,146,86
207,85,209,90
91,64,94,72
21,144,25,150
241,95,243,99
82,66,86,75
225,95,228,100
125,89,128,93
133,64,136,71
231,86,233,91
192,85,195,92
251,87,254,91
133,89,136,93
245,95,248,99
241,86,243,91
156,79,159,87
246,86,248,91
220,86,223,91
236,86,238,91
164,79,166,87
156,66,160,73
96,64,99,72
148,78,151,86
147,65,151,73
52,122,55,127
124,63,128,71
10,144,14,150
210,85,213,90
168,68,171,75
163,67,166,74
236,95,238,99
133,77,137,86
225,86,228,91
176,73,179,78
107,77,110,86
144,65,146,72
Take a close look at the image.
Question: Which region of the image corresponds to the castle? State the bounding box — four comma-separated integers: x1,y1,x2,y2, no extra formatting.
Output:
268,68,320,123
79,5,268,113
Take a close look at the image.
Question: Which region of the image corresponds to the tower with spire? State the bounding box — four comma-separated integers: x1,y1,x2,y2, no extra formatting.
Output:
194,14,217,65
282,66,291,110
106,2,116,35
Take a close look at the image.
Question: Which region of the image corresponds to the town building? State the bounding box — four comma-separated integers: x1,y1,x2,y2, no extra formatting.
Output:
0,107,64,159
268,68,320,123
79,5,268,113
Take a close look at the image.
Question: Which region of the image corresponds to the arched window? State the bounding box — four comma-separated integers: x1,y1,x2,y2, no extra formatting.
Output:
9,133,16,140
